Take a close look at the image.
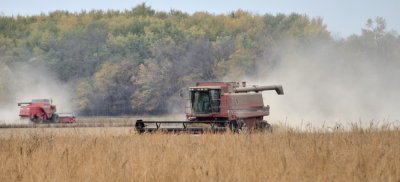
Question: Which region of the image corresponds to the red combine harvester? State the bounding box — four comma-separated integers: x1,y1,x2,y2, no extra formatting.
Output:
18,99,76,123
135,81,284,133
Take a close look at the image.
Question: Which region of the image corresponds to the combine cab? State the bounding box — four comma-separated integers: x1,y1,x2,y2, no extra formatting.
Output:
18,99,76,123
135,82,283,133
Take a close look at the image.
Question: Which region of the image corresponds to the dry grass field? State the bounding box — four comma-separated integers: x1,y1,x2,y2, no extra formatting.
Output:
0,124,400,181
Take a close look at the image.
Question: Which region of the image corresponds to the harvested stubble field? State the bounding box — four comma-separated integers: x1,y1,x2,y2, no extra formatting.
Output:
0,125,400,181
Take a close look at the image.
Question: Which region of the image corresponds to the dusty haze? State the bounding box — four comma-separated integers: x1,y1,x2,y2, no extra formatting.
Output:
0,64,73,124
241,38,400,127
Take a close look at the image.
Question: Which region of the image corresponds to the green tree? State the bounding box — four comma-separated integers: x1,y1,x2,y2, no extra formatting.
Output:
93,60,136,115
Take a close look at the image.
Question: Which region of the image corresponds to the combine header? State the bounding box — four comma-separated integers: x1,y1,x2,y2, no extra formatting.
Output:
135,82,283,133
18,99,76,123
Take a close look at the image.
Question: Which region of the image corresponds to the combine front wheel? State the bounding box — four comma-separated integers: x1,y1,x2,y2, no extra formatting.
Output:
229,120,239,133
31,115,43,123
50,114,59,123
229,120,246,133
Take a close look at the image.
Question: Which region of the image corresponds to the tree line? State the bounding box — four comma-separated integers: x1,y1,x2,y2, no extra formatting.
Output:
0,3,399,115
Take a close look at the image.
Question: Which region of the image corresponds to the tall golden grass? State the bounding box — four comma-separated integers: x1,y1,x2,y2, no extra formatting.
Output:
0,124,399,181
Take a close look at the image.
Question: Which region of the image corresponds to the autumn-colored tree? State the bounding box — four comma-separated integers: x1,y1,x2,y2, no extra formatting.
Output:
0,3,398,115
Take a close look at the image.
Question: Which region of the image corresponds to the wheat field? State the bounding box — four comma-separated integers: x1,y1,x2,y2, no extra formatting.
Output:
0,124,399,182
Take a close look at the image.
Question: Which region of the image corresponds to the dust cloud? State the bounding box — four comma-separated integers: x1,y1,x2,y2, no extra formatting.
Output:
245,38,400,127
0,64,73,124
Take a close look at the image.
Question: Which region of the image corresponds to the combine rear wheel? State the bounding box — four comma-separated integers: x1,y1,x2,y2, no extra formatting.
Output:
257,121,273,133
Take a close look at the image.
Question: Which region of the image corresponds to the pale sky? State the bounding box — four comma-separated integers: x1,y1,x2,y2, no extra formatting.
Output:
1,0,399,38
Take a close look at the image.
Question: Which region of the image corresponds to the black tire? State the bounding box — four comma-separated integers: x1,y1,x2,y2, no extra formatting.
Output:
51,114,59,123
135,120,146,134
30,116,39,123
229,120,239,133
237,119,248,134
30,115,45,123
229,120,246,133
257,121,273,133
